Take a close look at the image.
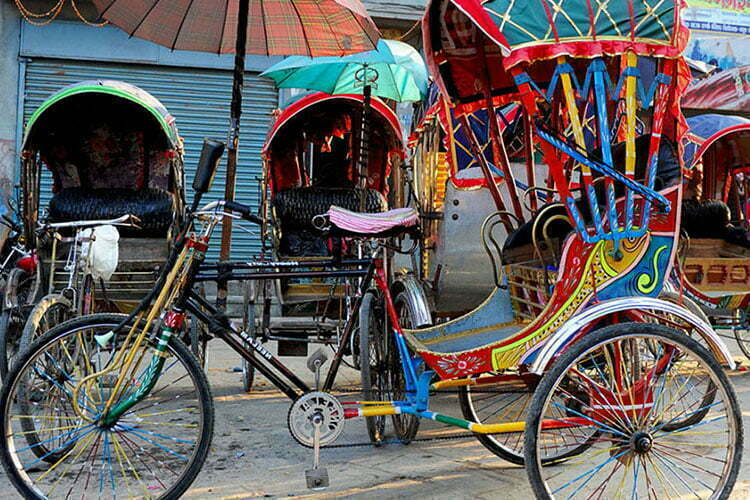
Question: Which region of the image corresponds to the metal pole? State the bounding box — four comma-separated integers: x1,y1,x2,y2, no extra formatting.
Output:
217,0,250,310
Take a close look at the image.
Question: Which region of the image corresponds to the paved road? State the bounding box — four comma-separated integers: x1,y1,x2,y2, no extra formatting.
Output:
0,340,748,499
177,341,750,500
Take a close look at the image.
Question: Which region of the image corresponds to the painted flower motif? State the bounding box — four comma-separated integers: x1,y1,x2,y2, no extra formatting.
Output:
436,355,483,376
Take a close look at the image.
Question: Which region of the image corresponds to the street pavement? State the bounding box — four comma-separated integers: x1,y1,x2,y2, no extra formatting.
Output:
180,340,750,500
0,339,748,499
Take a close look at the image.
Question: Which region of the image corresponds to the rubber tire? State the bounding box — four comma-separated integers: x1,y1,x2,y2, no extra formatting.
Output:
241,282,256,393
524,323,743,500
359,291,386,444
0,310,13,381
0,313,215,500
458,380,531,465
0,268,42,379
18,294,73,362
735,326,750,360
389,291,421,443
189,284,209,367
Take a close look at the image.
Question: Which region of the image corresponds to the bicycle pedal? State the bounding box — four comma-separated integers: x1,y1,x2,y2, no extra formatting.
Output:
305,467,329,490
306,348,328,373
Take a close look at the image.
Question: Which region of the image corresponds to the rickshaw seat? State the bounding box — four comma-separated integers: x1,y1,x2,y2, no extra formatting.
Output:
272,187,387,230
325,206,418,237
272,187,388,256
48,187,174,238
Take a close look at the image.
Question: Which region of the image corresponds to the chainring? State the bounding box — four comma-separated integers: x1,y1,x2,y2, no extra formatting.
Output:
287,391,346,448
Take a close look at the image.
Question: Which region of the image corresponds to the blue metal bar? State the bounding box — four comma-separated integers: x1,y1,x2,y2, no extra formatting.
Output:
535,128,670,210
592,60,620,237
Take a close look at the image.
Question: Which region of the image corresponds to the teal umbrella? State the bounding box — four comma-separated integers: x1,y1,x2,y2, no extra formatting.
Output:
260,39,428,103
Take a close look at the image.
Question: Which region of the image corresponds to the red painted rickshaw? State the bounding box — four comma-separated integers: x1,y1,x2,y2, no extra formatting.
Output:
238,91,406,391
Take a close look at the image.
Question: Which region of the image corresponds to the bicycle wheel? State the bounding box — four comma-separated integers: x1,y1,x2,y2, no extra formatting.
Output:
359,291,387,444
0,268,42,379
18,294,73,359
0,309,14,381
388,291,421,443
186,283,209,366
525,323,743,499
241,282,255,392
734,323,750,360
0,313,215,499
458,374,534,465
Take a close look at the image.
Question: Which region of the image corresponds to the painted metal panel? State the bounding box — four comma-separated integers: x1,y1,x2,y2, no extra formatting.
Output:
22,58,277,259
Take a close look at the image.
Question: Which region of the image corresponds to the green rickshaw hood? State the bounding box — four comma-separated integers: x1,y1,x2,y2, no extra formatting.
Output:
22,79,180,150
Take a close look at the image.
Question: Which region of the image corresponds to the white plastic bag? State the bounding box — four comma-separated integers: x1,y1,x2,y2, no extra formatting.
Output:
82,225,120,281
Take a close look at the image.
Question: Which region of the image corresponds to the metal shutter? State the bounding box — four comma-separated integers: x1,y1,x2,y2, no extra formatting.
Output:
22,58,277,260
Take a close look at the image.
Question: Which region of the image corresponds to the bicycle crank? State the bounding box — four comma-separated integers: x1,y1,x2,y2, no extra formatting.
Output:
287,391,345,489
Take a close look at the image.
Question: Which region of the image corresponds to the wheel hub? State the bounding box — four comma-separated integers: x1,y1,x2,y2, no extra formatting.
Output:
631,431,653,454
288,392,345,448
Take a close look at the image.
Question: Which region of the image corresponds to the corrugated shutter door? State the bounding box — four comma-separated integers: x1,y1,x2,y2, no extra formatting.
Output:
22,58,277,260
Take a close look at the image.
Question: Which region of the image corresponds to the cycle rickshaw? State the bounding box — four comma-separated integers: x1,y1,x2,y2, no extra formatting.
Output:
0,80,185,376
670,112,750,359
0,1,743,498
238,90,408,391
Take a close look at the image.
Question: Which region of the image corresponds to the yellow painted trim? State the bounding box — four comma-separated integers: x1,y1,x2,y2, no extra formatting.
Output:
625,51,637,177
470,420,525,434
360,406,398,417
431,378,474,390
558,56,589,177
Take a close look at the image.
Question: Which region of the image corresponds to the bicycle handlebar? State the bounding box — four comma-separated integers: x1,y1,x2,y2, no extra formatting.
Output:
39,214,141,231
195,200,262,226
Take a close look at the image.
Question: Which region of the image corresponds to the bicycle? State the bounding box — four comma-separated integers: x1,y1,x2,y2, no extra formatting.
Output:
0,197,41,380
16,215,140,364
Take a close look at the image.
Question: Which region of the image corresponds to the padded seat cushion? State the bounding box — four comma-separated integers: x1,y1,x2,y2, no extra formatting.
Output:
48,187,174,237
272,187,387,231
272,187,387,257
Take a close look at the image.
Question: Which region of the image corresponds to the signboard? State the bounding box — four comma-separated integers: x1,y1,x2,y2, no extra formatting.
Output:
683,1,750,110
683,1,750,34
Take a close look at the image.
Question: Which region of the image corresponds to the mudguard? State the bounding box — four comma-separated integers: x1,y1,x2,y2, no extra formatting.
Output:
523,297,735,374
391,273,432,328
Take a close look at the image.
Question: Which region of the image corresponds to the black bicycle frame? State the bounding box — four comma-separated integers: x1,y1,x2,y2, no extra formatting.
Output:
183,257,378,401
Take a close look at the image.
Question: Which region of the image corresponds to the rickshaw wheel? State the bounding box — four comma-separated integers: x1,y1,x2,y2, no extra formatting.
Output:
731,308,750,360
734,326,750,360
646,291,718,430
189,284,210,367
525,323,743,499
389,291,421,443
359,291,387,444
458,374,534,465
17,294,75,461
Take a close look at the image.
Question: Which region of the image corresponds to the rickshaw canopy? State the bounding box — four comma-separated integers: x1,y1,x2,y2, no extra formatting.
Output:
263,91,403,195
22,80,180,151
264,91,402,153
683,113,750,170
424,0,689,107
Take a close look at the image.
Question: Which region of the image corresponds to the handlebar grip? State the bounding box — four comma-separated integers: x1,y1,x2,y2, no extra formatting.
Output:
224,201,262,225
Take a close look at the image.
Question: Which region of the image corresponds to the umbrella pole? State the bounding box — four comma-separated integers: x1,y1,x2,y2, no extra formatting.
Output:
357,81,371,211
218,0,250,311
